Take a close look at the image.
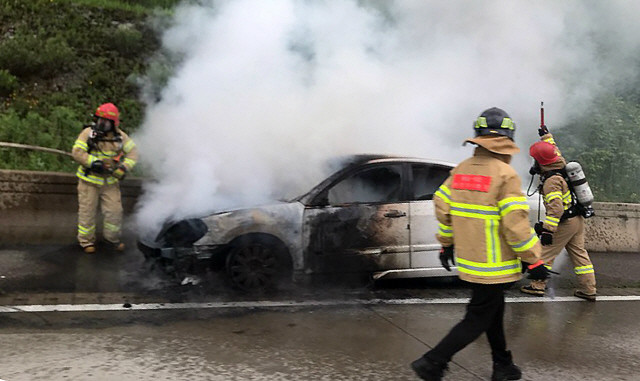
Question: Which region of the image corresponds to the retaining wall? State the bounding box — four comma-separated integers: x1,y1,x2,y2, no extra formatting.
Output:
1,170,639,252
0,169,141,244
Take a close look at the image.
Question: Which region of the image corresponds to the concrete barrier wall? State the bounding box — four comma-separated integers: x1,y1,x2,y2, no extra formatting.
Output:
0,169,141,245
1,170,639,251
585,202,640,252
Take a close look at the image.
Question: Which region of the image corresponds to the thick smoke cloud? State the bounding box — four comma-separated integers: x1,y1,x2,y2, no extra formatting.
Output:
134,0,640,236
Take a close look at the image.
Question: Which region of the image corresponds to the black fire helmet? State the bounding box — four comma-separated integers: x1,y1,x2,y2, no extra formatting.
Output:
473,107,516,140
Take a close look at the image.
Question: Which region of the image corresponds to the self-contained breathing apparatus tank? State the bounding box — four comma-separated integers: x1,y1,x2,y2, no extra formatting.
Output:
565,161,595,218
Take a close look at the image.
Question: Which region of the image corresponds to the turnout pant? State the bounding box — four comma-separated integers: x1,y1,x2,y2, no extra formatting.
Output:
529,216,596,295
77,179,123,247
425,282,514,364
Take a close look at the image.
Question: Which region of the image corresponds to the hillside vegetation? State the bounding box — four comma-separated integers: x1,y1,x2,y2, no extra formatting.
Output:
1,1,640,202
555,93,640,203
0,0,180,172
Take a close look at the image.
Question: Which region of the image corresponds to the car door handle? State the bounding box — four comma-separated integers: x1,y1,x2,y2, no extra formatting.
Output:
384,210,407,218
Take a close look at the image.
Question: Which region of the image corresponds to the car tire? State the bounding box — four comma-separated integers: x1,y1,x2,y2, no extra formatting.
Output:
225,236,292,292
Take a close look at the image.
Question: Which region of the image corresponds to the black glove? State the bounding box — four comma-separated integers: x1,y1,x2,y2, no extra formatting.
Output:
534,221,544,235
90,160,107,174
527,260,550,281
538,124,549,137
439,246,455,271
534,221,553,246
520,261,530,273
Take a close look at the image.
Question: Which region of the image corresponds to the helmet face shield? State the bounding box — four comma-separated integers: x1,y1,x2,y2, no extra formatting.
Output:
473,107,516,140
529,160,541,175
95,117,114,133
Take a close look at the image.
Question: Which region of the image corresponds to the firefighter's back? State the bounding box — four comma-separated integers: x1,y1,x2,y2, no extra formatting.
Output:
447,148,526,284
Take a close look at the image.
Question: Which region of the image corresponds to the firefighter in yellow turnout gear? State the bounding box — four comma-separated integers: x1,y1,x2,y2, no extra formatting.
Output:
71,103,138,253
411,108,548,381
520,127,596,301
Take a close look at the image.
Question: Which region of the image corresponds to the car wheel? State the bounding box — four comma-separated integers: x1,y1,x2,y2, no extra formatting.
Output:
225,237,291,292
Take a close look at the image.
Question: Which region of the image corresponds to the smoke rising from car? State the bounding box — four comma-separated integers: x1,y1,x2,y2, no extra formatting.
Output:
134,0,640,236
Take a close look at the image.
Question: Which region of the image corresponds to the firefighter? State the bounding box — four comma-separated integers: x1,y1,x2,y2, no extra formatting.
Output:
411,107,549,381
71,103,138,254
520,127,597,301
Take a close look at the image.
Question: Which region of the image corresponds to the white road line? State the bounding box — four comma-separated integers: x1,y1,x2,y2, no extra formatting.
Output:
1,295,639,313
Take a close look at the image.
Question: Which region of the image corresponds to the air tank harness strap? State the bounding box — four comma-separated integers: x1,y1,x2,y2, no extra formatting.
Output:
540,170,579,222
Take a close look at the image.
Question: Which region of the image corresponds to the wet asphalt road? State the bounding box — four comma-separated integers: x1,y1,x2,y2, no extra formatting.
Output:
0,244,639,380
1,300,639,380
1,242,639,302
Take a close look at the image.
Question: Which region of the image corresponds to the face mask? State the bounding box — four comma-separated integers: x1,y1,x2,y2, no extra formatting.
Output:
529,161,541,175
95,118,114,133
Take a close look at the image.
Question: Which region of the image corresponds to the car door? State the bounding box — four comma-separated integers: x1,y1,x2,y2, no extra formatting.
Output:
302,163,410,274
408,163,452,269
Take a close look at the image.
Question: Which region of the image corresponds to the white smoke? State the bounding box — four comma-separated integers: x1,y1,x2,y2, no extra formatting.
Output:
134,0,640,236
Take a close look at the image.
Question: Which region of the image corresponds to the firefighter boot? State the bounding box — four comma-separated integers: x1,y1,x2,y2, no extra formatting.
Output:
491,350,522,381
574,290,597,302
520,280,546,297
106,241,125,252
411,356,447,381
83,245,96,254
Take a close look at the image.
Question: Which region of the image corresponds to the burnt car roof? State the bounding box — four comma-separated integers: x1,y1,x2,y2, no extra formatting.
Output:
329,154,455,170
295,154,456,205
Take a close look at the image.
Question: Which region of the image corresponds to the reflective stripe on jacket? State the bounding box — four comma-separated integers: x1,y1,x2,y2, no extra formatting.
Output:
434,143,541,284
541,175,572,232
72,127,138,186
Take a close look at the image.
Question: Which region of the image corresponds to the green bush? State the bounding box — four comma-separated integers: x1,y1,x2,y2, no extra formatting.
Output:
0,33,74,79
0,107,82,172
109,24,144,58
0,33,42,78
0,69,18,97
39,36,76,78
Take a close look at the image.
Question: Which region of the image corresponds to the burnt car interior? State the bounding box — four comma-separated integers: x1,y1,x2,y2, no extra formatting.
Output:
328,165,403,205
308,160,452,207
411,164,450,200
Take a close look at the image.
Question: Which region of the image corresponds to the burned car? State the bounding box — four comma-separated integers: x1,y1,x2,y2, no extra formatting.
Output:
138,155,539,290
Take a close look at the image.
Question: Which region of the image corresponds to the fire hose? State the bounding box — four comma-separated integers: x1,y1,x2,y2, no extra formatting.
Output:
1,141,133,181
0,141,72,158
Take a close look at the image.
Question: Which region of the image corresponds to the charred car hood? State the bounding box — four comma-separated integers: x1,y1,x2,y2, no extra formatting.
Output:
192,201,305,247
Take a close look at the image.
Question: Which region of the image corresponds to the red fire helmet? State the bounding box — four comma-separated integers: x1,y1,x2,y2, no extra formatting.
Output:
529,141,560,165
95,103,120,126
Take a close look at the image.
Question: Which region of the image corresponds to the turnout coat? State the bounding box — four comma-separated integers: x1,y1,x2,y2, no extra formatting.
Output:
434,135,542,284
